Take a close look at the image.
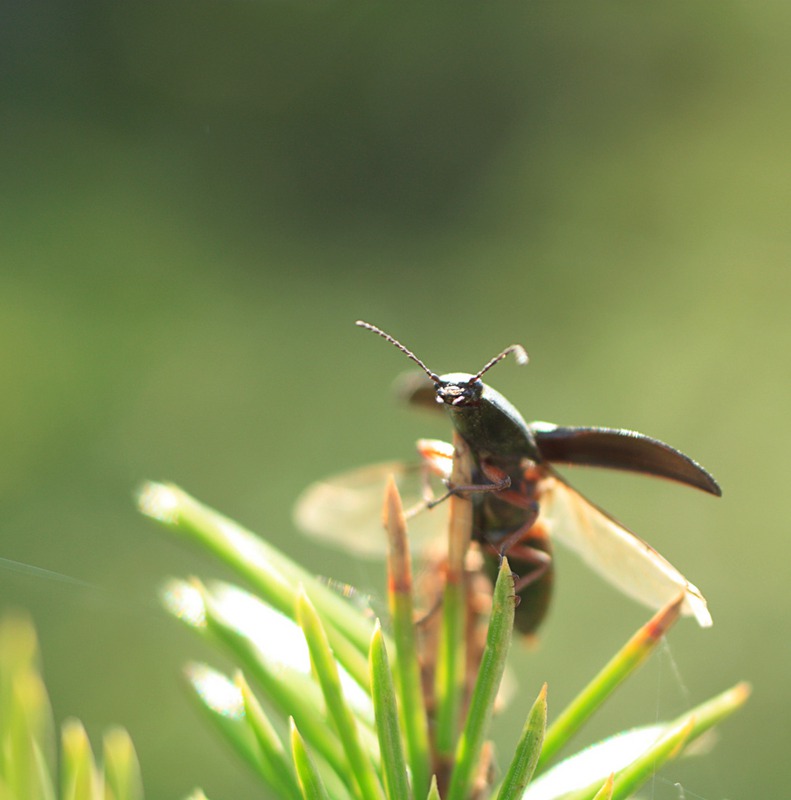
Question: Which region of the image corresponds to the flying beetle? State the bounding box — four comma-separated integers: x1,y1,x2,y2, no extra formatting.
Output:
295,321,721,634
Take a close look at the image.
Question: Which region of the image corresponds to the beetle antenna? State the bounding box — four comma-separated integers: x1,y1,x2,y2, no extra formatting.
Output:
473,344,529,382
355,321,441,382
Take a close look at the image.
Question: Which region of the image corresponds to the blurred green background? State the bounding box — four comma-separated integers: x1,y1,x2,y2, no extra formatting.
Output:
2,1,788,797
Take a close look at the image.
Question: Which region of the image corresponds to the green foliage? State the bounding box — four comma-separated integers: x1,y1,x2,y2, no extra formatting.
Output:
139,481,749,800
0,470,752,800
0,614,143,800
0,466,752,800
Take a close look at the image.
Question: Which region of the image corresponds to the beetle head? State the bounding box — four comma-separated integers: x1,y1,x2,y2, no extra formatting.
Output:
434,374,484,407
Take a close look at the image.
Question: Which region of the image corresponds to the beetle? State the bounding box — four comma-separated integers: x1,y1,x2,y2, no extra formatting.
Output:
295,321,721,634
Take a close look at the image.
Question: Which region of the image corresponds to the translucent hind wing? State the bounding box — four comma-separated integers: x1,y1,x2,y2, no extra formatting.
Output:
293,461,449,558
539,471,712,626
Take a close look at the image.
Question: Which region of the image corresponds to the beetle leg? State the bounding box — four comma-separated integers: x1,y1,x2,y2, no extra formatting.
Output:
401,461,439,519
426,474,511,509
482,505,552,593
483,534,551,595
510,549,552,593
492,502,541,557
407,466,510,513
415,594,444,627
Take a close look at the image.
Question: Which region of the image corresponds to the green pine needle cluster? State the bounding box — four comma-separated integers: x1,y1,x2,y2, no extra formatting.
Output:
0,472,749,800
135,480,748,800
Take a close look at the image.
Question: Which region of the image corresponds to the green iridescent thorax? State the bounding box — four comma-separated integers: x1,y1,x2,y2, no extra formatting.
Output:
436,373,541,464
